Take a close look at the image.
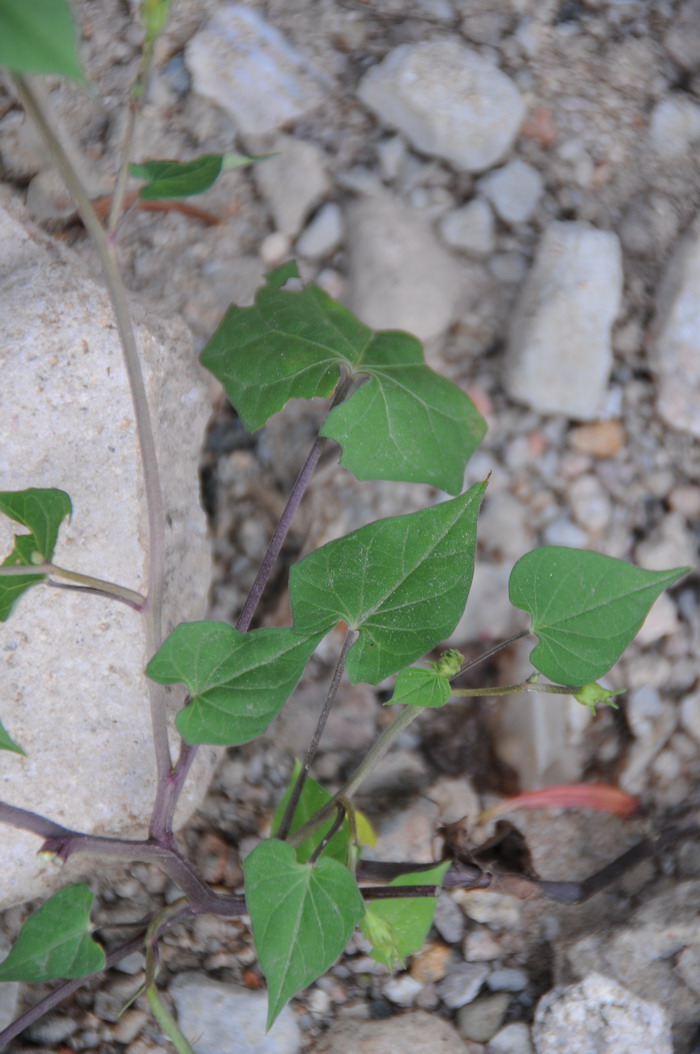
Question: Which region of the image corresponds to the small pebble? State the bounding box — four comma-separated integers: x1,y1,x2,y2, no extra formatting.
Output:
486,968,528,992
383,973,423,1007
458,993,511,1043
437,962,489,1009
568,420,625,458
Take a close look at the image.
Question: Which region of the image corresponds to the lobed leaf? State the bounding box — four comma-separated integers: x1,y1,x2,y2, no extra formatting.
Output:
0,489,72,621
509,547,690,684
0,883,105,982
272,763,350,865
146,621,322,745
360,862,449,968
290,483,486,684
0,0,84,80
389,667,452,708
200,265,486,493
244,840,364,1029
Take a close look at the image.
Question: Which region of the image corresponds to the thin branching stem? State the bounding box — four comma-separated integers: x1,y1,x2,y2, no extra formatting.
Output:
0,562,145,607
278,628,357,841
13,75,171,787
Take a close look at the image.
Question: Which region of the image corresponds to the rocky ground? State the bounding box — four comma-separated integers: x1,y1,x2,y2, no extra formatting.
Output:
2,0,700,1051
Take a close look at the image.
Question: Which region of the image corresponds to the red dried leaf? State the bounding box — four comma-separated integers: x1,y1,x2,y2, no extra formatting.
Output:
481,783,638,821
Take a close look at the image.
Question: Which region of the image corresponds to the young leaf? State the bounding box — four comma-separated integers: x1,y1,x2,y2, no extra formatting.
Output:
389,667,452,709
0,718,26,756
272,762,351,865
146,622,323,745
360,862,449,968
0,0,84,81
200,265,486,494
0,488,72,620
290,483,486,684
0,883,105,982
129,151,271,199
509,547,691,684
244,840,365,1029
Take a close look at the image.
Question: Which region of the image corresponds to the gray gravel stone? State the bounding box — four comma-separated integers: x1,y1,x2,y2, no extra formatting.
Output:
487,968,529,992
313,1011,470,1053
358,40,525,173
505,221,623,420
650,228,700,437
649,96,700,158
170,974,300,1054
346,193,463,341
533,973,672,1054
439,199,495,257
433,891,467,945
254,136,329,236
186,5,323,135
487,1022,534,1054
437,962,490,1008
664,0,700,71
457,992,511,1042
296,202,344,259
478,160,543,224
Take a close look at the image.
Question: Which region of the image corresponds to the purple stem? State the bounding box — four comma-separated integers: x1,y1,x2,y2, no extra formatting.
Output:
155,374,354,835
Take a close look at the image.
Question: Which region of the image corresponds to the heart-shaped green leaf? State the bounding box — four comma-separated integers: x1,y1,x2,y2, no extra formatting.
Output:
389,667,452,708
509,547,691,684
244,840,364,1028
0,488,72,620
0,883,105,982
0,0,84,81
361,862,449,968
146,622,322,745
272,762,350,865
290,483,486,684
200,265,486,493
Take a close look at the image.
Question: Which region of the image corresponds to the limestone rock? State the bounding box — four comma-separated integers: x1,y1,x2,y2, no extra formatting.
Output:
0,201,214,908
534,973,671,1054
185,4,324,135
170,974,300,1054
254,135,330,237
313,1010,470,1054
439,199,496,257
650,226,700,437
478,160,543,224
504,222,623,420
346,193,463,341
358,41,525,173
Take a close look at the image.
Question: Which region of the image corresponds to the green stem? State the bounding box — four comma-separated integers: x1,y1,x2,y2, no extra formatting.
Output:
14,75,171,783
0,562,145,607
288,705,421,849
145,988,195,1054
452,681,582,698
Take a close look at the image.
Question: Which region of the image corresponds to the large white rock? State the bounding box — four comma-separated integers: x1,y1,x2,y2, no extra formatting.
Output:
0,201,215,908
346,193,463,342
505,222,623,420
185,5,324,136
533,973,672,1054
358,41,525,173
649,226,700,437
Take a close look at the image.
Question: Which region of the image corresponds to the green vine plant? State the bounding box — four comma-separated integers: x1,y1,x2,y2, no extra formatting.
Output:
0,1,694,1048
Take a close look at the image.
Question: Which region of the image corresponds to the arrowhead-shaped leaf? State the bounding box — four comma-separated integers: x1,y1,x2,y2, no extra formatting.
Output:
0,489,72,620
509,547,691,684
390,667,452,708
290,483,486,684
244,840,364,1029
360,862,449,968
0,883,105,982
200,266,486,493
0,0,84,80
146,622,322,745
129,151,270,199
272,762,350,865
